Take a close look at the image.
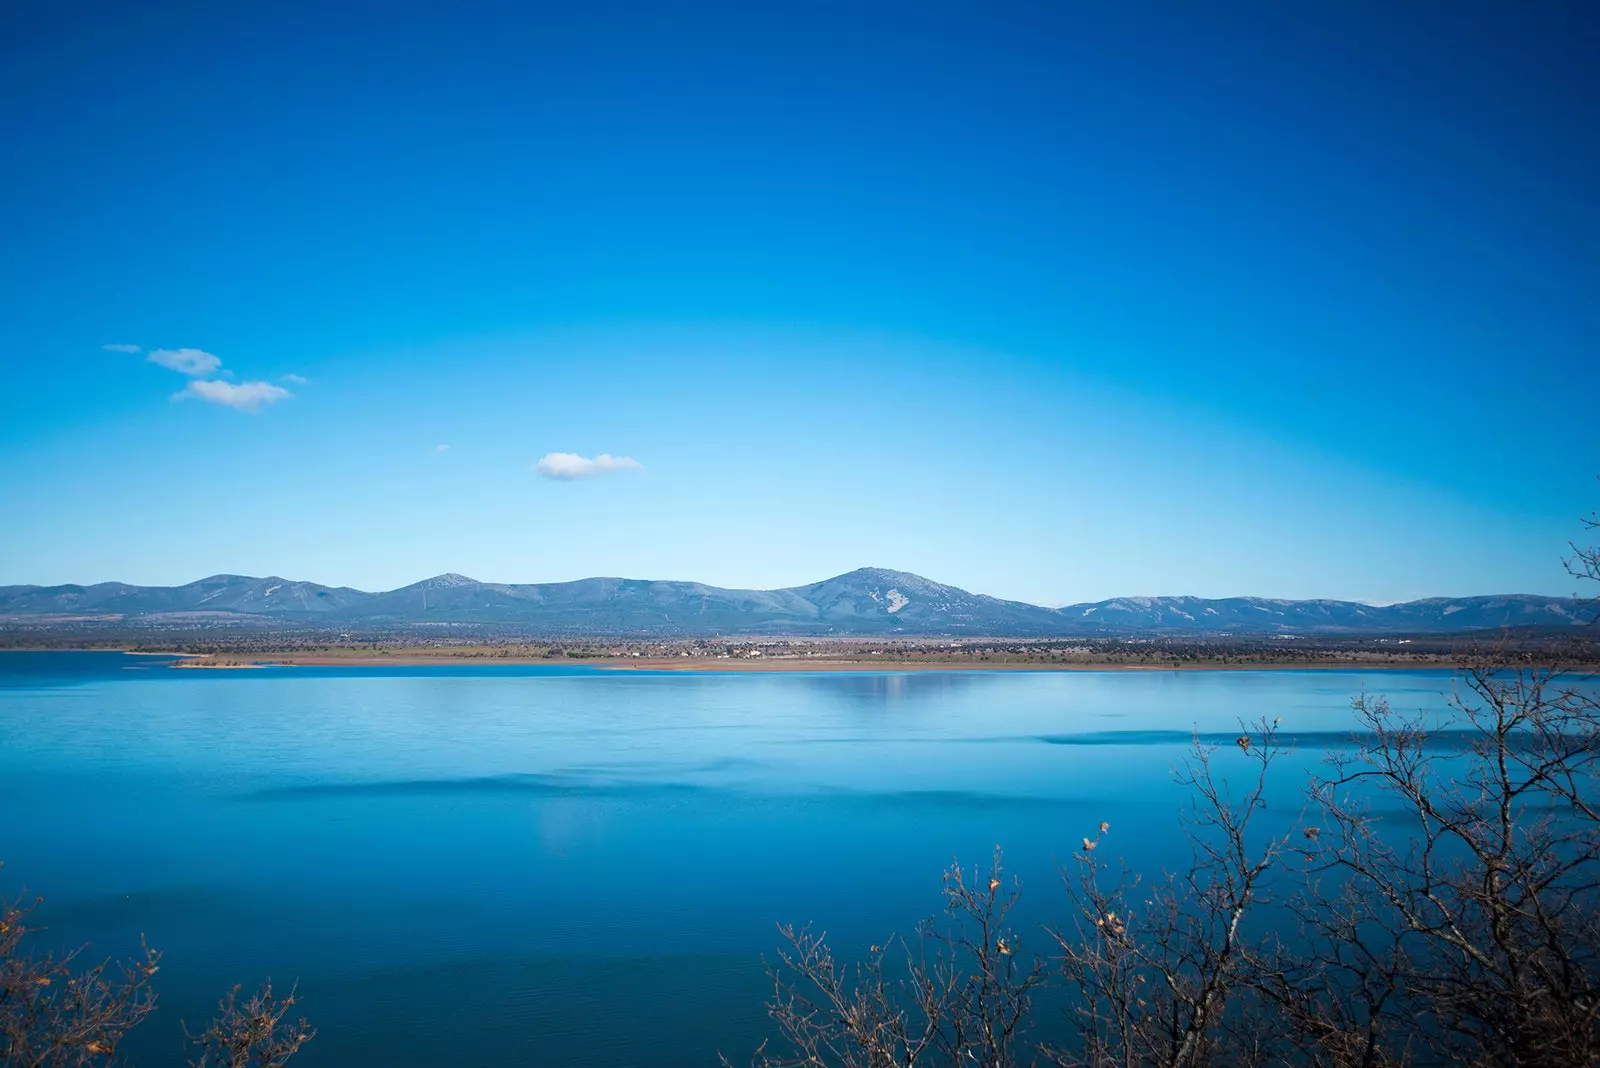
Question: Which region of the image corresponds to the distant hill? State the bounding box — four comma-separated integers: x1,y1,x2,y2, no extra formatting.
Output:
0,568,1589,636
1061,594,1593,634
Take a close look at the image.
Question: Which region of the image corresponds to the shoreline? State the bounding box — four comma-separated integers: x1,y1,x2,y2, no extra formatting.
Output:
597,658,1456,673
156,653,1462,672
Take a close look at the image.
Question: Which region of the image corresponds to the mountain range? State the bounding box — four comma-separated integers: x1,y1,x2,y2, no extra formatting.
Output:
0,568,1591,637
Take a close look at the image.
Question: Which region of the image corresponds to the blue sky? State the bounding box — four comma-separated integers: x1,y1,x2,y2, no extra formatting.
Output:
2,1,1596,604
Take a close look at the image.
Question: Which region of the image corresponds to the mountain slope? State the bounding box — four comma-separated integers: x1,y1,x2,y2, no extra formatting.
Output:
0,572,1589,635
0,576,371,617
783,568,1067,633
1064,594,1593,633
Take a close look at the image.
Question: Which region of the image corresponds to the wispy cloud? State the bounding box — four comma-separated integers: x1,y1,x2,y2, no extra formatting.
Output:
148,348,222,376
122,344,303,412
176,379,292,411
434,444,451,455
534,452,644,480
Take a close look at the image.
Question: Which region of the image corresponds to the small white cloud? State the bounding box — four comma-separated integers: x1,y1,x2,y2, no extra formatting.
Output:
176,379,292,411
534,452,644,480
280,373,308,385
103,343,142,353
434,444,451,454
148,348,222,376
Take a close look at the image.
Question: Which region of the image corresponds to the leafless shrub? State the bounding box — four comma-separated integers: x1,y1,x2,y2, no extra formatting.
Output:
1304,662,1600,1066
1569,497,1599,587
1046,720,1294,1068
0,875,160,1067
0,871,311,1068
186,981,315,1068
734,849,1045,1067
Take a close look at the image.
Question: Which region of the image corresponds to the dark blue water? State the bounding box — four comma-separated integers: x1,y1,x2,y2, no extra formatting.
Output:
0,652,1462,1066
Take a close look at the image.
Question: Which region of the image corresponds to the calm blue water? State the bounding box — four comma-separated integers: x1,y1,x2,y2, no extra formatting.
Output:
0,652,1463,1066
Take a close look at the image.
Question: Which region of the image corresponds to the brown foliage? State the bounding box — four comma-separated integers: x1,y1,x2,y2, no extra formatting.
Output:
0,875,311,1068
186,981,315,1068
733,850,1045,1067
0,881,159,1067
1048,719,1293,1068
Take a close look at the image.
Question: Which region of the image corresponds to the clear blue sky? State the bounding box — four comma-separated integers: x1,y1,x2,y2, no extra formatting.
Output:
2,1,1596,604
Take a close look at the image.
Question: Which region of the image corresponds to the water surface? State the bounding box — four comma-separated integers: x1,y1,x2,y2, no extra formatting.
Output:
0,652,1462,1065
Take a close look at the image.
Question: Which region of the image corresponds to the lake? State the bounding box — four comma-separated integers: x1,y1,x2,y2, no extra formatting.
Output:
0,652,1464,1066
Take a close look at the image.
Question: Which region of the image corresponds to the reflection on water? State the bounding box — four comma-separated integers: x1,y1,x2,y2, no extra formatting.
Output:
791,669,990,703
0,652,1466,1067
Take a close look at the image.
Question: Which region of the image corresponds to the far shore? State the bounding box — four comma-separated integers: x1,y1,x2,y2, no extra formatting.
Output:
153,652,1464,672
599,657,1457,673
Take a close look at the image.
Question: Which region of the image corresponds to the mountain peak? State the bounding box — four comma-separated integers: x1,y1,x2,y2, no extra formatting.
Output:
832,567,942,588
419,573,480,587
